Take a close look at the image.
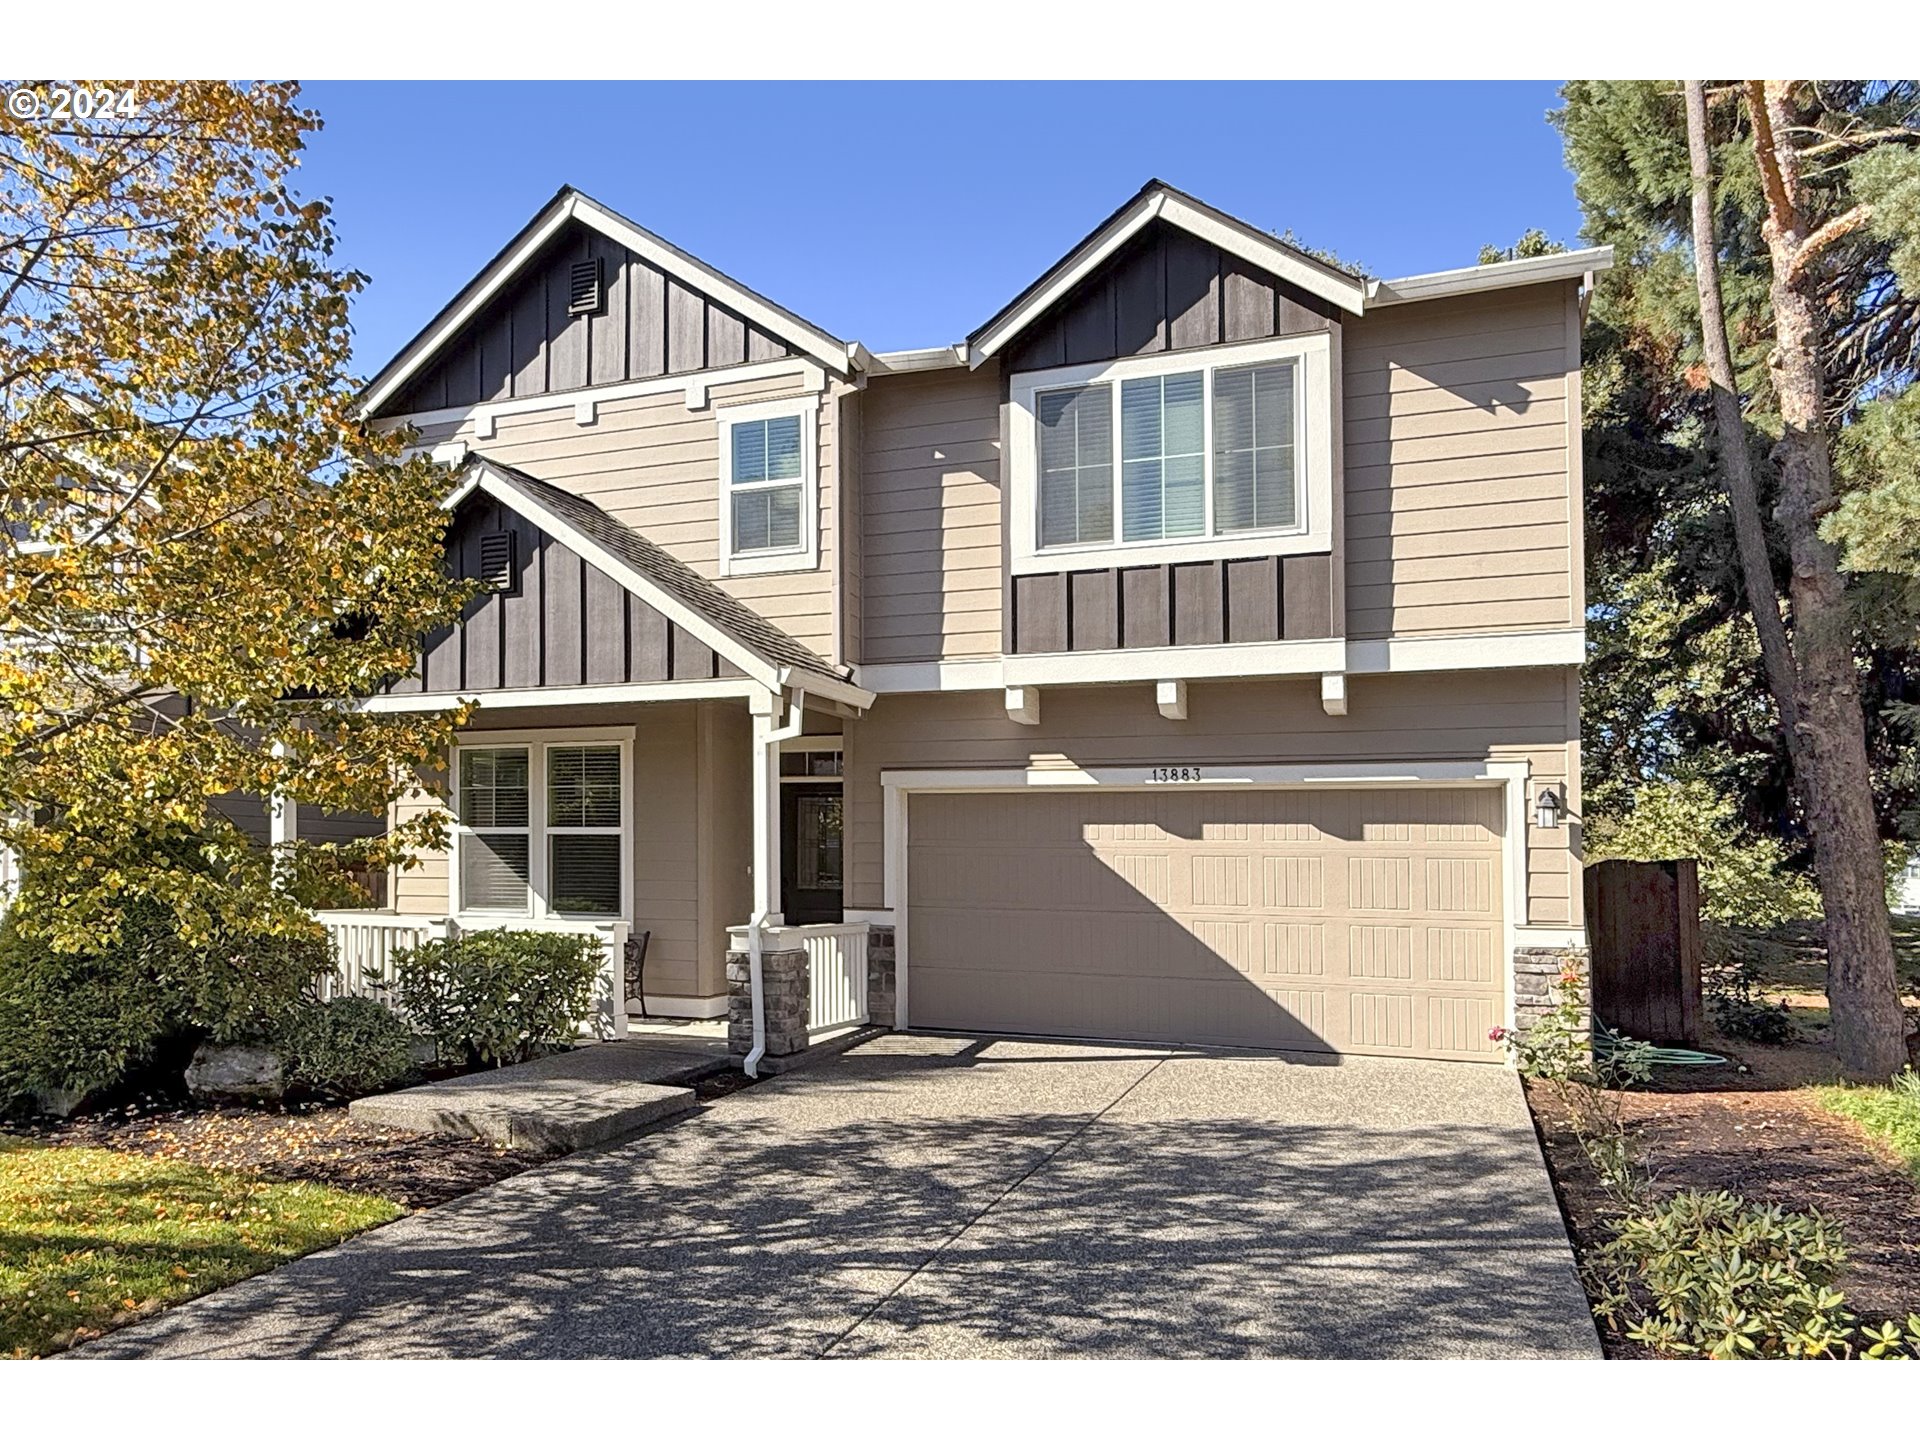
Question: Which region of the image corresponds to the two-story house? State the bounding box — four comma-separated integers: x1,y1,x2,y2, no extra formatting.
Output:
332,180,1606,1068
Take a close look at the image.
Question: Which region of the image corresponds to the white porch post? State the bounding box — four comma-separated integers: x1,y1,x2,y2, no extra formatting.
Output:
743,686,804,1075
268,739,298,888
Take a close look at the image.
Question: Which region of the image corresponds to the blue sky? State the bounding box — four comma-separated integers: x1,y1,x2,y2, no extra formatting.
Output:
297,81,1582,372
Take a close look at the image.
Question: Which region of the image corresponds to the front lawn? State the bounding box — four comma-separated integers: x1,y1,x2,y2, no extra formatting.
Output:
0,1138,399,1358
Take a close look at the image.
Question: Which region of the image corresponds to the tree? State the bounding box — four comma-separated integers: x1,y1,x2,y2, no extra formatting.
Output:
1558,81,1919,1075
0,82,469,957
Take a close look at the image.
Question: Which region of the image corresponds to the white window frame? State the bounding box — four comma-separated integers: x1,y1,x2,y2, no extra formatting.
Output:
1007,332,1334,575
717,395,820,578
450,727,634,924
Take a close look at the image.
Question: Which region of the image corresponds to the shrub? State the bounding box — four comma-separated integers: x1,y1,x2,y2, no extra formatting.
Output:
1586,778,1820,927
391,929,601,1068
279,996,416,1098
1591,1189,1920,1359
0,903,330,1104
1702,926,1801,1044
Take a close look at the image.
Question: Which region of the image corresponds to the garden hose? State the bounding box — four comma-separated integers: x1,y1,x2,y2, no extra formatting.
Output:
1594,1028,1729,1067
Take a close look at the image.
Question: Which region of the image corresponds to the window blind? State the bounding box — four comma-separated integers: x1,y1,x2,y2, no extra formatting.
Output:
1212,361,1298,533
730,414,805,554
1037,384,1113,547
1120,371,1204,542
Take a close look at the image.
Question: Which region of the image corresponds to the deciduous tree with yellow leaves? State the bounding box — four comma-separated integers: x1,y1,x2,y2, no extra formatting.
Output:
0,81,467,966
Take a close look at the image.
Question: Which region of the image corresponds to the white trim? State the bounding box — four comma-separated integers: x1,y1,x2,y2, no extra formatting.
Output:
1002,638,1345,688
627,994,728,1020
1347,629,1585,675
880,758,1534,1039
1368,246,1615,309
450,728,635,927
358,678,765,713
864,345,968,375
361,191,847,419
1514,926,1589,950
1155,680,1188,721
455,461,783,688
1004,686,1040,725
854,657,1005,694
716,395,821,579
378,357,826,437
844,908,895,926
1319,672,1348,716
1007,333,1335,576
968,190,1367,365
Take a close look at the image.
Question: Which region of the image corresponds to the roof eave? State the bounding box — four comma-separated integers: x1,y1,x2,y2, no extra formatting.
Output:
1366,246,1616,309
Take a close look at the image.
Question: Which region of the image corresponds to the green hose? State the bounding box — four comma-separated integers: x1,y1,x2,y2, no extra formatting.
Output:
1594,1027,1729,1067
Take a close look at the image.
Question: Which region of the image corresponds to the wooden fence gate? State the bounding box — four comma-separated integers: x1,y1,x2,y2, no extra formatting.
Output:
1583,858,1703,1047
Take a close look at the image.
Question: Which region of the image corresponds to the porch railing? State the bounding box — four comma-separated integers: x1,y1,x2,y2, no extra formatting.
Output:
313,911,628,1039
313,910,441,1001
801,922,870,1034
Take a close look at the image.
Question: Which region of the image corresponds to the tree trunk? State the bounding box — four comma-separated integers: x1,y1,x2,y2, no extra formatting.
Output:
1682,80,1802,761
1746,81,1908,1078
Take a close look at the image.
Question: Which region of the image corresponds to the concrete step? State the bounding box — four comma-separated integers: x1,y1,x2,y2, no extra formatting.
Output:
349,1041,720,1154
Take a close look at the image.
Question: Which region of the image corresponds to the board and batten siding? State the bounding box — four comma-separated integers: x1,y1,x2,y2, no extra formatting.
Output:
408,372,841,663
856,363,1005,664
389,699,749,1001
1341,281,1581,640
379,223,794,419
843,667,1582,930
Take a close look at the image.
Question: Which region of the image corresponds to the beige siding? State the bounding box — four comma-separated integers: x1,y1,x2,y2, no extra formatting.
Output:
407,371,840,660
844,668,1580,929
857,363,1004,663
1341,283,1580,639
389,699,750,1001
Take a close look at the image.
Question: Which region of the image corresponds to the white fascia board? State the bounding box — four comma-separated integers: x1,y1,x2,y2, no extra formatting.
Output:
1156,195,1368,316
969,192,1370,366
1368,247,1615,309
864,345,968,375
358,678,766,712
376,356,826,437
854,657,1005,694
568,194,848,374
1347,629,1585,675
1002,638,1346,688
777,665,874,712
359,200,576,419
460,464,783,690
361,192,849,421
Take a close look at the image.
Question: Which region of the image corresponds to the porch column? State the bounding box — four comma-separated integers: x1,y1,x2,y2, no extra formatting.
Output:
749,690,790,926
268,739,298,888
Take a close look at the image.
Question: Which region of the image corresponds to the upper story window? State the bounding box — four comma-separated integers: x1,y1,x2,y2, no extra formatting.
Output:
1008,333,1333,576
718,396,819,578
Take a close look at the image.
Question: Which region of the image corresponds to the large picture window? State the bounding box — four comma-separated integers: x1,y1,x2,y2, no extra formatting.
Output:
454,733,628,920
1008,333,1331,575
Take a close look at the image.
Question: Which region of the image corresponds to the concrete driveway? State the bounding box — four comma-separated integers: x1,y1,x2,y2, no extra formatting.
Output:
79,1035,1600,1359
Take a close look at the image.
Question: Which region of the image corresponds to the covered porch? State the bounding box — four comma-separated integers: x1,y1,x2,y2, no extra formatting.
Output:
299,457,879,1068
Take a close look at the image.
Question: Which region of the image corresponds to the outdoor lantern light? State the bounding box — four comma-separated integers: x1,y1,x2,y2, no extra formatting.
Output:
1534,785,1565,830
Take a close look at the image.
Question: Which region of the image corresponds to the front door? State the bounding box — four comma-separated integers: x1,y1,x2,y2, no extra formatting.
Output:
781,783,844,924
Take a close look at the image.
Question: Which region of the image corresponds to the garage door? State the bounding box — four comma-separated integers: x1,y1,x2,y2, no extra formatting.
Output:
906,787,1506,1061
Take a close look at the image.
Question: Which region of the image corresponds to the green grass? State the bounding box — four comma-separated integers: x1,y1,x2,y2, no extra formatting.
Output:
0,1138,400,1358
1814,1072,1920,1184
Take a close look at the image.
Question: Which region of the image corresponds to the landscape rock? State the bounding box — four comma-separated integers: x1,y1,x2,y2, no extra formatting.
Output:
185,1043,288,1102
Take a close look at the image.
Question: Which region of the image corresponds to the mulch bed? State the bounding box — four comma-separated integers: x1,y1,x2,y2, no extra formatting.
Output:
5,1101,537,1210
1528,1031,1920,1358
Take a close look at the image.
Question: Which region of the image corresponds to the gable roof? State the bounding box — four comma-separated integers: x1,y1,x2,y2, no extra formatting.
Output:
446,456,861,700
965,180,1373,367
361,188,852,420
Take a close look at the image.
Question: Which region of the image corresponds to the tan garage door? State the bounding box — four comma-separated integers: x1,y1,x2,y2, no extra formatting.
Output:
907,787,1506,1061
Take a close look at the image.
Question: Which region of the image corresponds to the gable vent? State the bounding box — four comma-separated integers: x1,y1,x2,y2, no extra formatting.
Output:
479,531,517,593
567,257,604,316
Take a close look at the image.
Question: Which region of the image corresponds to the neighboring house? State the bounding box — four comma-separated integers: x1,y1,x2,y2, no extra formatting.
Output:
1895,857,1920,917
321,180,1607,1066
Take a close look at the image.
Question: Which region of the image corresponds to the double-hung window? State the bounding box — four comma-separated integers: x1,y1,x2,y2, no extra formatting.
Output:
719,397,818,577
1011,332,1330,573
454,732,629,920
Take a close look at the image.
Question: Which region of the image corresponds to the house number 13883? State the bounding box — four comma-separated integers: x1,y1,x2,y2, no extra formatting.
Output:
1149,766,1203,783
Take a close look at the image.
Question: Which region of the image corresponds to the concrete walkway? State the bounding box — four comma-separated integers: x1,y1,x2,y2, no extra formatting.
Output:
81,1035,1600,1359
348,1036,729,1153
